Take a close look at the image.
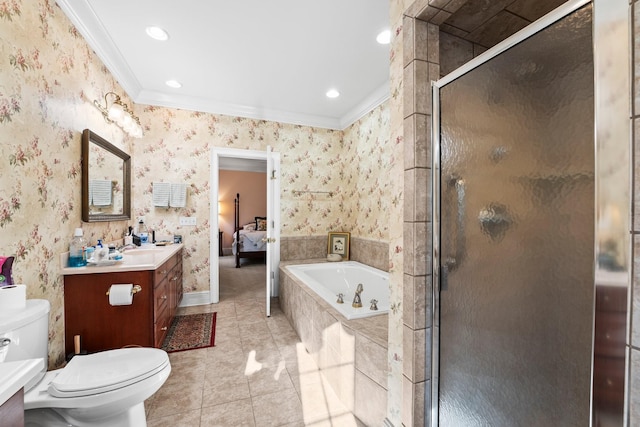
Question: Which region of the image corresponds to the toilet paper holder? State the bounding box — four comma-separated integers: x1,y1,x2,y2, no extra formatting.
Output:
105,284,142,296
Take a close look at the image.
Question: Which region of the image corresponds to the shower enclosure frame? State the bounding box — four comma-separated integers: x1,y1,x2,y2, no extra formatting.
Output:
430,0,631,425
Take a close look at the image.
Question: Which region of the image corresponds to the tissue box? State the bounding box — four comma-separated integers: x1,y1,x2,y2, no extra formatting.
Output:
0,256,14,286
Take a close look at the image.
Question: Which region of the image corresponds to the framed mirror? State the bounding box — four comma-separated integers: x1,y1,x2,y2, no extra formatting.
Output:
81,129,131,222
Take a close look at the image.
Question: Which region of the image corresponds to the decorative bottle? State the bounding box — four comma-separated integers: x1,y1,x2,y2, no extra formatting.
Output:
69,228,87,267
138,219,149,245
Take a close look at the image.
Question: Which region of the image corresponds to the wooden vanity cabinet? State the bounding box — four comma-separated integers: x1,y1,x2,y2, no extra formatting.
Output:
152,251,183,347
592,285,627,415
63,249,183,355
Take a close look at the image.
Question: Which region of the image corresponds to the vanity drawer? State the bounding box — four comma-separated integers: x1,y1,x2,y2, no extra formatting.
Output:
154,305,171,348
154,279,169,320
593,356,625,411
154,252,180,284
154,264,171,285
594,312,626,358
596,286,627,312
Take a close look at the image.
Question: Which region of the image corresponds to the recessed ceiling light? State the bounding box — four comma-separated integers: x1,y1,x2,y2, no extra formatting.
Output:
326,89,340,98
146,26,169,41
376,29,391,45
165,80,182,88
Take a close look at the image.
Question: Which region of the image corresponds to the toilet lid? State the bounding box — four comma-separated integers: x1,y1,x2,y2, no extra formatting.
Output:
48,348,169,398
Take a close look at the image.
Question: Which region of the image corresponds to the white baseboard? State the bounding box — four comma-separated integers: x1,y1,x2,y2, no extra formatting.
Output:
179,291,210,307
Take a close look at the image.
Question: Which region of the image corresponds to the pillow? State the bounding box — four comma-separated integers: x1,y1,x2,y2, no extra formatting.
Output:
256,218,267,231
254,216,267,229
243,223,256,231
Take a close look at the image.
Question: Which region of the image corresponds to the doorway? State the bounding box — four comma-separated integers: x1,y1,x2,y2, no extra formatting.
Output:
210,147,281,313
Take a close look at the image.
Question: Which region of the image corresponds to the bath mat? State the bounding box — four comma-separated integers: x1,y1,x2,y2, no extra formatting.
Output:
161,312,216,353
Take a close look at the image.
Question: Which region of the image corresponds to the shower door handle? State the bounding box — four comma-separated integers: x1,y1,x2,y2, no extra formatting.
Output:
441,176,466,291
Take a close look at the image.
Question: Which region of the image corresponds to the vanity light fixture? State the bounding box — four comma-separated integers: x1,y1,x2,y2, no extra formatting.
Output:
326,89,340,99
93,92,143,138
376,29,391,45
145,26,169,41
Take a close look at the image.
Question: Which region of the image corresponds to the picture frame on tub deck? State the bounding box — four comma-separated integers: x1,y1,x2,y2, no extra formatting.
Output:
328,232,350,260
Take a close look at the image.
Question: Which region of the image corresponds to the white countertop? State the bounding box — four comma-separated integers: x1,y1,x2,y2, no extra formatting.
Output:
0,358,44,405
60,243,183,275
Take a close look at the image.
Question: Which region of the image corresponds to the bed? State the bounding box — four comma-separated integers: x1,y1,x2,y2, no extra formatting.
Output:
233,193,267,268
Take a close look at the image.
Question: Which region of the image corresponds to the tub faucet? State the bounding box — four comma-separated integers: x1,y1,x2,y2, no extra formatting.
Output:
370,299,378,311
352,283,363,308
336,293,344,304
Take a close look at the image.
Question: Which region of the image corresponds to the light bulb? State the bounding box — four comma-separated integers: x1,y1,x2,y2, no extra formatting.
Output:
107,103,124,121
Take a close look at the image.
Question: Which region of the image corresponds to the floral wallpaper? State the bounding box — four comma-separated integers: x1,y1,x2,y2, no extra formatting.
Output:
0,0,134,368
131,105,390,294
0,0,397,408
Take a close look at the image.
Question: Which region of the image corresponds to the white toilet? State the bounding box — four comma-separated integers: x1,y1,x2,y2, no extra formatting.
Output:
0,299,171,427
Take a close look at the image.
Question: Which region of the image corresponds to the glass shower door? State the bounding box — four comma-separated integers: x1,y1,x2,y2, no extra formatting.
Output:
435,4,594,426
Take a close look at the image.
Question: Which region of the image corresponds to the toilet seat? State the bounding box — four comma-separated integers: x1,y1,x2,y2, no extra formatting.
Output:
48,347,169,398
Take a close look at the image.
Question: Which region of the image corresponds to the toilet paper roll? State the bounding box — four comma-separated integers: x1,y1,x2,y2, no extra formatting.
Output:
0,284,26,310
108,284,133,306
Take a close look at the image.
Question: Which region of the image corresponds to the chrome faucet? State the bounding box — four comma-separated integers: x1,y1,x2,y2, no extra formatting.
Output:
336,293,344,304
370,299,378,311
116,244,137,252
352,283,363,308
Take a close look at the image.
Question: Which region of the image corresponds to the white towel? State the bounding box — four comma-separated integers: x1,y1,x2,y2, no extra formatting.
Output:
170,183,187,208
153,182,171,207
89,180,112,206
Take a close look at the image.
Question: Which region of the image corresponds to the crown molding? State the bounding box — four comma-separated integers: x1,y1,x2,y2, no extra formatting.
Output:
135,89,345,130
339,82,390,129
56,0,142,97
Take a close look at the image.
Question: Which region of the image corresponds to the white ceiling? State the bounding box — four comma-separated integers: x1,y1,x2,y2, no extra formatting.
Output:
57,0,391,130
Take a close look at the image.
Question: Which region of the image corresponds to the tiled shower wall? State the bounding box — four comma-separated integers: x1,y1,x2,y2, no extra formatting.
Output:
401,1,450,424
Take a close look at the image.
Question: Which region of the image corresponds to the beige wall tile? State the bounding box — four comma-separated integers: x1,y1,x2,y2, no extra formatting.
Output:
405,169,417,221
355,333,388,389
402,376,427,427
630,349,640,425
404,15,417,68
403,325,428,383
354,370,387,426
404,274,428,330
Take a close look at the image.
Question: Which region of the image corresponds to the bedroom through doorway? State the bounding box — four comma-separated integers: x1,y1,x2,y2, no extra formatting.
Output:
211,147,281,316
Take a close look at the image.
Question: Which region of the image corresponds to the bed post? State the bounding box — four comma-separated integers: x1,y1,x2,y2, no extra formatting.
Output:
235,193,240,268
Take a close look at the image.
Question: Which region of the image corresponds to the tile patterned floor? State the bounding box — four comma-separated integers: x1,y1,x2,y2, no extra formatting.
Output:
145,257,365,427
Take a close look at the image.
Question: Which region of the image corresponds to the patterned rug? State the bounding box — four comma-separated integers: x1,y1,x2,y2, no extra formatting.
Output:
161,312,217,353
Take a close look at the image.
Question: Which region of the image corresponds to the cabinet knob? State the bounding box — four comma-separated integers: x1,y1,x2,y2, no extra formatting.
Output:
162,295,167,300
161,269,167,275
161,326,167,331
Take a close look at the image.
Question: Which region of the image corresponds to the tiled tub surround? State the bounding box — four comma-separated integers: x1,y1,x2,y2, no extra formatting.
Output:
279,260,388,427
280,236,389,272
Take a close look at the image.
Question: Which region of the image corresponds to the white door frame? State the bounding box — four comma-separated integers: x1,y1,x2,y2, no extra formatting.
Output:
210,147,281,304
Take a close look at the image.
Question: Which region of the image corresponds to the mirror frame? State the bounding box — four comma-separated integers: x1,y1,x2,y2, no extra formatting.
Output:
81,129,131,222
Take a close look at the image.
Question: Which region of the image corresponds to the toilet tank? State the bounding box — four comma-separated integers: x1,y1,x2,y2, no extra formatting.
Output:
0,299,50,390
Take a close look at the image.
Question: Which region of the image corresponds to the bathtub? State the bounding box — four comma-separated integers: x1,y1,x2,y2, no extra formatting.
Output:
285,261,389,320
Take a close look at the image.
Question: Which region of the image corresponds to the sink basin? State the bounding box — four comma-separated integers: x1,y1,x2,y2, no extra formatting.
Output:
124,247,164,255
